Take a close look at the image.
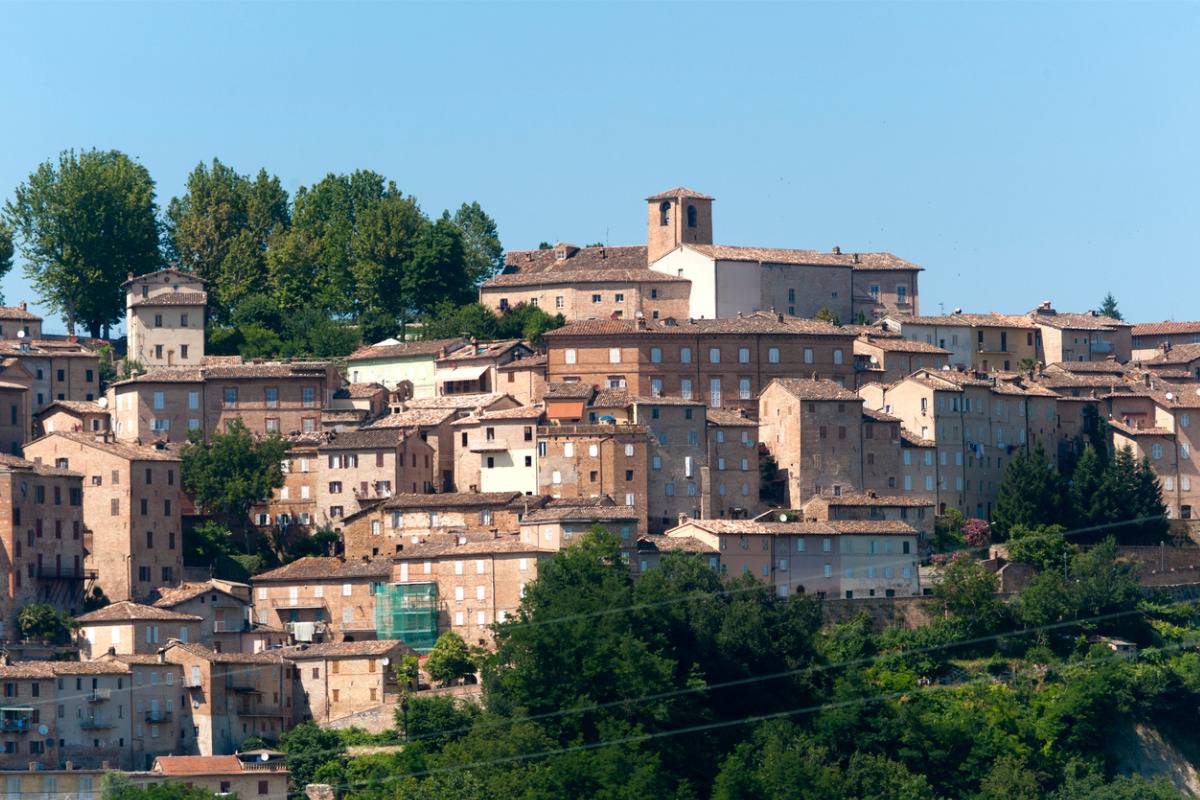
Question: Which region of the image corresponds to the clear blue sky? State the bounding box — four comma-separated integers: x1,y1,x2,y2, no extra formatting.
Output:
2,1,1197,333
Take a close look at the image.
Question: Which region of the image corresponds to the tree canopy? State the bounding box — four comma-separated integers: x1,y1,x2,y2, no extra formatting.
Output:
3,148,161,336
180,419,288,531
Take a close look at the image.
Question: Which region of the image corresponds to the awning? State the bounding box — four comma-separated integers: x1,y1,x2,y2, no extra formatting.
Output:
435,364,489,383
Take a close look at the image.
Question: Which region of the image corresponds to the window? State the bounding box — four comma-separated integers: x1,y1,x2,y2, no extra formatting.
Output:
564,349,577,365
592,294,602,304
833,349,843,365
680,347,692,363
188,391,200,410
1152,443,1164,459
609,347,621,364
739,378,751,399
680,379,693,400
768,347,780,364
803,348,814,364
659,200,670,226
223,388,237,407
738,347,750,363
709,378,721,408
650,347,662,363
153,391,165,410
687,204,697,227
265,387,279,408
709,347,720,364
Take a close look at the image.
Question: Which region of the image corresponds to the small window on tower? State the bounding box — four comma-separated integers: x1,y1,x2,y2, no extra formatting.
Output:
687,205,697,228
659,201,670,226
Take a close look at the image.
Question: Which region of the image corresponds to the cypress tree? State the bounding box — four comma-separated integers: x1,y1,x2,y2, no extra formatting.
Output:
992,443,1068,539
1069,445,1105,530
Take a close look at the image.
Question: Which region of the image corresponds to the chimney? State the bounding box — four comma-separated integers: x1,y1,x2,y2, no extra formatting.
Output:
17,302,25,312
831,246,841,255
677,512,688,526
64,762,73,772
853,253,860,264
636,318,647,330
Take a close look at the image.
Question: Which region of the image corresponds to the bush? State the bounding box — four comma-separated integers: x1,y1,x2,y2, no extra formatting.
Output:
18,603,78,644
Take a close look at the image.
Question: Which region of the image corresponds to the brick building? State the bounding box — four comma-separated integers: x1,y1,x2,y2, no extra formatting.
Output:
852,335,950,386
544,311,857,415
882,312,1039,373
76,601,202,659
705,408,763,520
0,358,33,455
535,422,650,533
1131,321,1200,361
341,491,532,561
800,492,936,554
23,432,183,603
0,454,88,636
37,399,109,437
667,518,921,599
345,337,466,398
252,557,388,643
124,269,207,368
0,303,42,341
161,643,291,754
453,405,542,495
316,428,435,526
480,244,691,322
1030,302,1132,364
434,340,536,397
284,639,412,724
151,581,258,653
0,338,101,415
517,500,641,551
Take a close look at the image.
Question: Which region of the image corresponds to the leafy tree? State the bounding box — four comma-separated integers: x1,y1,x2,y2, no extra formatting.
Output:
404,215,472,317
356,308,396,345
1080,404,1109,461
1069,537,1141,618
992,443,1068,539
350,193,426,317
934,507,966,552
164,158,288,319
237,324,284,359
101,772,220,800
425,631,476,686
1096,292,1123,320
399,694,479,747
933,552,1004,635
184,520,237,565
451,201,504,284
239,735,269,751
1086,447,1168,544
1015,570,1075,640
417,301,500,341
82,586,110,613
180,420,288,544
0,221,13,301
4,149,161,336
18,603,79,644
230,293,284,332
280,721,345,791
1006,523,1074,572
814,306,841,325
496,303,564,344
1068,445,1105,528
306,319,360,358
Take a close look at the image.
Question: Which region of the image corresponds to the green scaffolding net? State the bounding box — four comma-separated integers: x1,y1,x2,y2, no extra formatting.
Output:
375,582,438,653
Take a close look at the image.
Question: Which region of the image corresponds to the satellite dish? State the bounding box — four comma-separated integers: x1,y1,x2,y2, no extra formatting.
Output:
260,753,269,762
37,724,48,736
97,397,108,408
1166,392,1174,401
381,657,390,666
869,356,878,365
778,513,787,522
16,330,25,339
942,365,951,371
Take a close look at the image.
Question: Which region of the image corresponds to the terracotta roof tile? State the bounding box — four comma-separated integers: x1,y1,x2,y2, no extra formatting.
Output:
677,519,917,536
128,291,207,308
153,581,247,609
347,338,466,362
381,491,522,510
318,428,408,451
32,432,182,461
252,556,390,583
280,640,415,659
1030,310,1130,330
544,311,852,338
705,408,756,426
484,268,686,288
769,378,860,402
366,408,457,428
1132,321,1200,338
856,336,950,354
646,187,714,201
155,756,245,775
391,532,547,559
637,535,717,554
122,267,202,287
400,393,512,410
544,382,596,400
77,601,202,624
522,504,640,523
687,244,921,271
1145,343,1200,366
0,305,42,321
806,492,935,508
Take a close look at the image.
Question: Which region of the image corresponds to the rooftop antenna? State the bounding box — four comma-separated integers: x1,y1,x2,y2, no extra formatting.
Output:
938,302,945,315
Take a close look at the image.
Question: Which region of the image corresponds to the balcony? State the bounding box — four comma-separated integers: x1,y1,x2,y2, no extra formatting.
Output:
86,689,111,703
37,566,99,580
213,620,250,634
0,714,33,733
145,710,173,723
80,718,114,730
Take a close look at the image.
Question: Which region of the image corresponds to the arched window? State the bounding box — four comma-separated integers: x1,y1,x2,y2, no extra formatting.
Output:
659,201,670,226
687,205,697,228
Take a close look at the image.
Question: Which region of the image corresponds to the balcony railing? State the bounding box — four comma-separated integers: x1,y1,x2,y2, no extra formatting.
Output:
86,689,111,702
37,566,99,580
0,718,32,733
213,621,249,633
80,718,114,730
145,710,172,723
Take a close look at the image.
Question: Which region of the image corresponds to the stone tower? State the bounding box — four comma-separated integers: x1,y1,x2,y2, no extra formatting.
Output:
646,187,714,263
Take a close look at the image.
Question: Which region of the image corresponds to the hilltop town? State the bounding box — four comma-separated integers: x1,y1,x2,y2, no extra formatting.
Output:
0,185,1197,798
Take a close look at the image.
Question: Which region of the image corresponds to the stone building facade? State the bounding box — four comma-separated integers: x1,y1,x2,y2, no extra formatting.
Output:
124,269,207,368
23,433,183,603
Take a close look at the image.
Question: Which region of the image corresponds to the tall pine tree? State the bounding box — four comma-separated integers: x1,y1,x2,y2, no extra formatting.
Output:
992,443,1068,540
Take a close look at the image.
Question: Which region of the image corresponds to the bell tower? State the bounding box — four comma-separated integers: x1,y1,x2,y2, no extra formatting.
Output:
646,187,713,263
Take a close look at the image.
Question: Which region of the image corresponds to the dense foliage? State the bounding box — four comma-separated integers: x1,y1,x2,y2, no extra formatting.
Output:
3,149,161,336
994,444,1169,545
17,602,79,644
281,530,1200,799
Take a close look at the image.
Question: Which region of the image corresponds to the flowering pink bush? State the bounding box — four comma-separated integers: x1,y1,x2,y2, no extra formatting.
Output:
962,518,992,548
